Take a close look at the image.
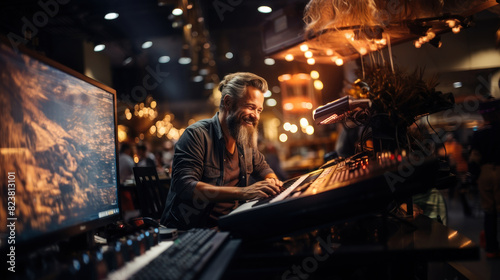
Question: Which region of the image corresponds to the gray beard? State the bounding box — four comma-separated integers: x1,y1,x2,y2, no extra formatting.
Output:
237,124,258,149
227,114,258,149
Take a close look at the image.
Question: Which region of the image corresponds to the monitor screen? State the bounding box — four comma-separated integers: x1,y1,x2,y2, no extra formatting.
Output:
0,41,120,251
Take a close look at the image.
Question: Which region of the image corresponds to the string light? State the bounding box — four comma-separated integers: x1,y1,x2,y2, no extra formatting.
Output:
310,70,319,79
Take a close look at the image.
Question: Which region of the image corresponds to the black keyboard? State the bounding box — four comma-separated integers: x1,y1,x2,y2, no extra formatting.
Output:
129,228,229,280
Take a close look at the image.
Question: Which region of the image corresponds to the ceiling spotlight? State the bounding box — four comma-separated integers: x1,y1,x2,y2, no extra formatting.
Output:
257,6,272,14
141,41,153,49
104,12,119,20
178,57,192,64
300,44,309,52
193,75,203,82
285,54,294,61
123,57,132,66
158,56,170,63
93,44,105,52
172,8,183,16
225,52,233,59
264,58,275,65
158,0,168,6
199,69,209,75
307,58,315,65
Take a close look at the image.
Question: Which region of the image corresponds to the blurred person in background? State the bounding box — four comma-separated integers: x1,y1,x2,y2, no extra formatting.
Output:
136,143,156,167
119,142,135,184
469,99,500,258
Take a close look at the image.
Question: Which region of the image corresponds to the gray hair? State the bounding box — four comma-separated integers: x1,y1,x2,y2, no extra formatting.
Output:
218,72,268,111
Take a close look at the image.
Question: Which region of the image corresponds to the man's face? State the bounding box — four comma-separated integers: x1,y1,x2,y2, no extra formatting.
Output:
226,86,264,148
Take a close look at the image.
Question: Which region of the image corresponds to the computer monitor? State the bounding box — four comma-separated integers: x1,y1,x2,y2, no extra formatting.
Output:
0,39,120,253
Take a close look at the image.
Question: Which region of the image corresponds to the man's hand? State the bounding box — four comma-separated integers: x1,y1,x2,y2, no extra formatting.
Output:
240,179,282,200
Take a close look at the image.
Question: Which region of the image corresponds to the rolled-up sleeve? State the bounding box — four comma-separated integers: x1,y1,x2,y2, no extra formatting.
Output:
251,148,274,180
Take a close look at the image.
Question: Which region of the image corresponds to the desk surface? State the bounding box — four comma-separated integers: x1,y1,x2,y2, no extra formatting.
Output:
224,214,479,279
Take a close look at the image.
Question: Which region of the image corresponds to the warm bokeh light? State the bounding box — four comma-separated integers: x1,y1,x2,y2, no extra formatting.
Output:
326,49,334,56
446,19,456,28
306,125,314,135
301,102,313,109
263,90,272,98
270,118,281,127
299,44,309,52
300,118,309,127
359,47,367,55
314,80,324,90
310,70,319,79
290,124,298,133
283,103,294,111
283,122,291,131
266,98,277,107
117,125,128,142
335,58,344,66
304,51,313,58
307,58,315,65
279,133,288,142
285,54,294,61
278,74,291,82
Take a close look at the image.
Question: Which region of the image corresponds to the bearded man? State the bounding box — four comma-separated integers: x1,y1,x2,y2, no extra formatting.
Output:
160,72,283,229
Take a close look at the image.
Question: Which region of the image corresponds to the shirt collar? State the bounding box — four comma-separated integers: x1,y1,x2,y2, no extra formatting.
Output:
213,112,224,141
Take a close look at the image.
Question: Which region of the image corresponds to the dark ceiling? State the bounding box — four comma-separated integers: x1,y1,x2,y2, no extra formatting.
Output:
2,0,498,128
0,0,314,122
